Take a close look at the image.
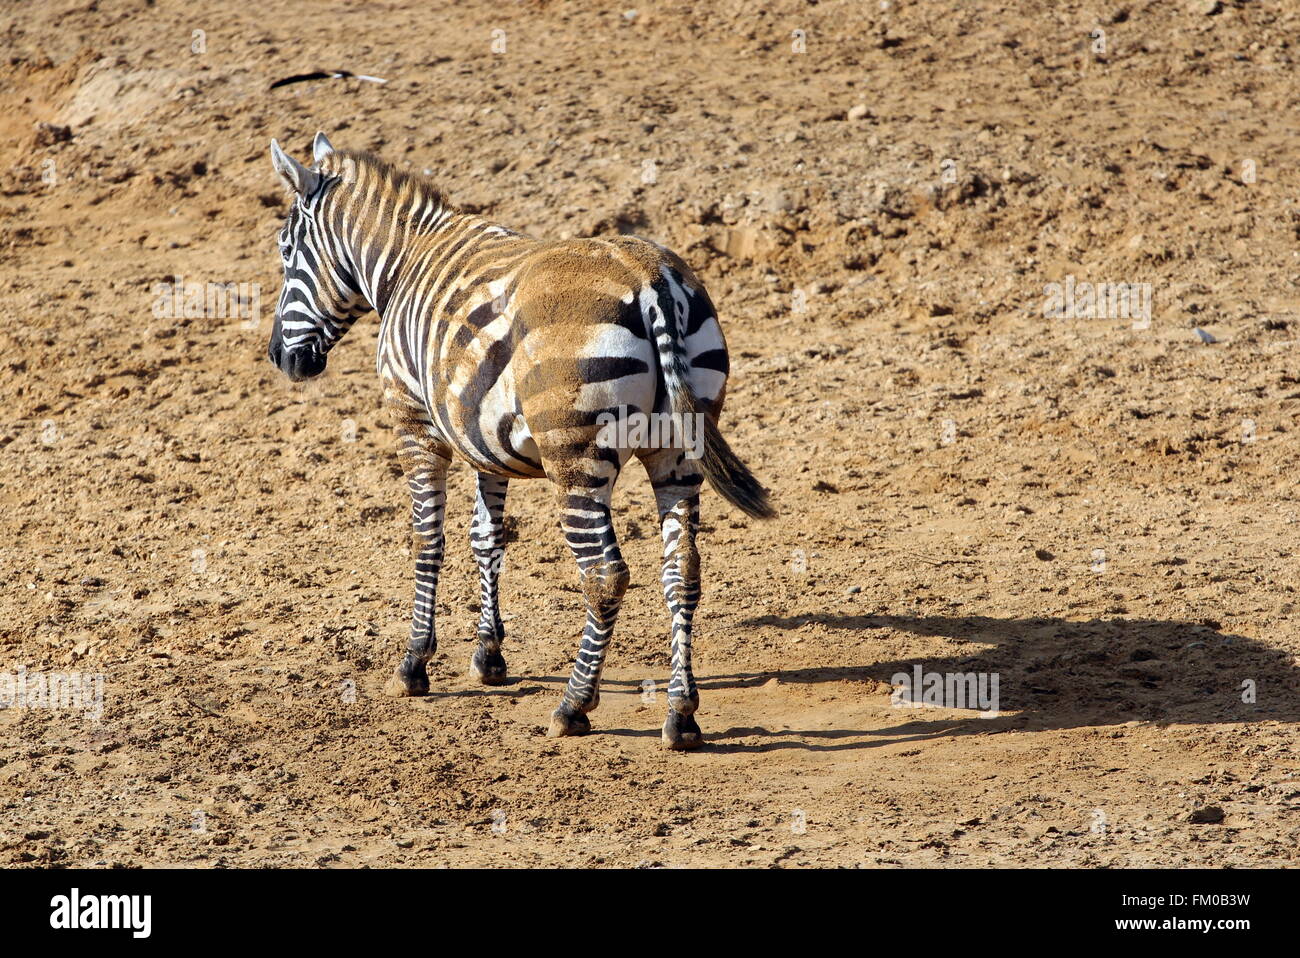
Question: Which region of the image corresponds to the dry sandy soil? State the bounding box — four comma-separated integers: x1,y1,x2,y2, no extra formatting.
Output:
1,0,1298,868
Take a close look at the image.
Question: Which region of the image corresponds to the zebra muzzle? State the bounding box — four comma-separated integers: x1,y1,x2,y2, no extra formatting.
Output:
271,344,327,381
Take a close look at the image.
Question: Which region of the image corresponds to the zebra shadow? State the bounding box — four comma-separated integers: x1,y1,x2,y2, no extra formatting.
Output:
585,613,1300,752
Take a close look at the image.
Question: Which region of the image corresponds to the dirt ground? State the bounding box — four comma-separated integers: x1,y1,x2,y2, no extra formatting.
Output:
1,0,1298,868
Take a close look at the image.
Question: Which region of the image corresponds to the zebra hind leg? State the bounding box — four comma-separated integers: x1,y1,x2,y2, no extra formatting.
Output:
468,473,510,685
547,475,629,737
384,447,450,697
648,454,705,750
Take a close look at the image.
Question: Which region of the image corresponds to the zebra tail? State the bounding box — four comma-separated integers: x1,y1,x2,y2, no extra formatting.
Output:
652,286,776,520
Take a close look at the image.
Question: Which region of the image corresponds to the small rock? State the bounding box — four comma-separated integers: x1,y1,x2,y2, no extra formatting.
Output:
34,122,72,146
1187,806,1225,824
847,104,870,122
846,585,862,595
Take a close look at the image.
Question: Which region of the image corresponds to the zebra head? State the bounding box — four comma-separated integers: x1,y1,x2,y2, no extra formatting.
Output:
267,133,367,381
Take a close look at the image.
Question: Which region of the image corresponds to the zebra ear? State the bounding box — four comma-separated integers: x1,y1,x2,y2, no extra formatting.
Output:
270,138,319,195
312,131,335,164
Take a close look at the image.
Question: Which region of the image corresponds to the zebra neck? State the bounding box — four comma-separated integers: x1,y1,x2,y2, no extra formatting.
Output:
342,199,462,318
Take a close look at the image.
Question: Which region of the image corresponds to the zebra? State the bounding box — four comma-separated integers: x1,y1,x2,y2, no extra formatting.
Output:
266,133,774,749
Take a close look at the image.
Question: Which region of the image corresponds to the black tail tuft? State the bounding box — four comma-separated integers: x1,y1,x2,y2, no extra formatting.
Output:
671,383,775,519
698,412,776,519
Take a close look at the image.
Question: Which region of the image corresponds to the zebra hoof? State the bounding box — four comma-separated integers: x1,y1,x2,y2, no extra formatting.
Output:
546,704,591,737
383,657,429,697
469,647,508,686
662,710,703,750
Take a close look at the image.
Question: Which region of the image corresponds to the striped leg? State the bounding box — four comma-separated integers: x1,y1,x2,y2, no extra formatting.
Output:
384,432,450,697
468,472,510,685
547,477,629,737
649,455,705,749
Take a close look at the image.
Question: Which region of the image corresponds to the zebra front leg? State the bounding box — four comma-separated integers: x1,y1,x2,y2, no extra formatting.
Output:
650,460,705,749
547,482,629,737
384,458,449,697
469,473,510,685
